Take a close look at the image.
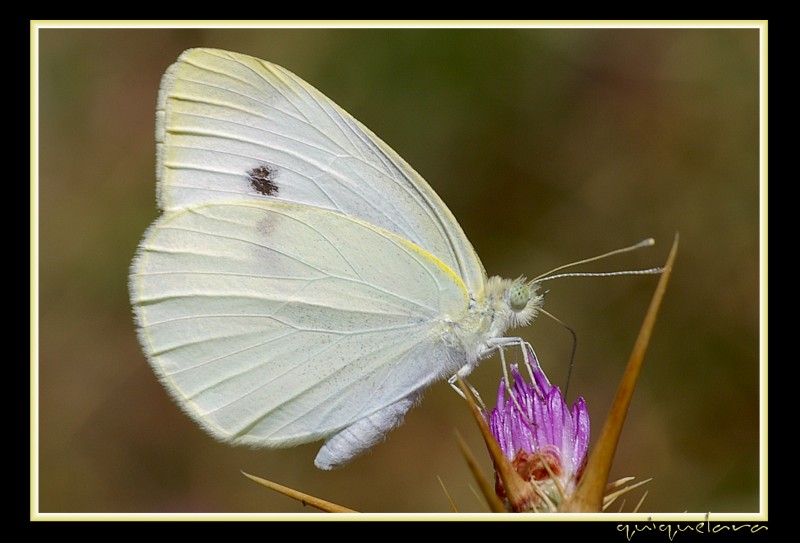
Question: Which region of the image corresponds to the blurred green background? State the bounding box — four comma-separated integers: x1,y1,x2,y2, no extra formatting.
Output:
36,26,762,514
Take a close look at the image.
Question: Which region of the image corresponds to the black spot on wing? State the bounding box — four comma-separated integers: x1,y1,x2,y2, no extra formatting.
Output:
248,164,279,196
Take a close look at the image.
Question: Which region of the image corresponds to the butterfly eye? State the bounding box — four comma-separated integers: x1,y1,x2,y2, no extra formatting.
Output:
508,282,532,312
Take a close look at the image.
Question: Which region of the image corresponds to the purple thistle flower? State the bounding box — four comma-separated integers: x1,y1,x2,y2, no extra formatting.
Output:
486,345,590,510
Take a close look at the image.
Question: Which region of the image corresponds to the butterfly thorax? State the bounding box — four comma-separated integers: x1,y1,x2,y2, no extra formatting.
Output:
436,276,543,372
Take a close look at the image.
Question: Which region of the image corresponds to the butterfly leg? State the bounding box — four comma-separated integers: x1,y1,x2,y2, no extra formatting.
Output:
314,393,421,470
487,338,547,432
447,369,487,410
448,338,542,412
486,336,541,392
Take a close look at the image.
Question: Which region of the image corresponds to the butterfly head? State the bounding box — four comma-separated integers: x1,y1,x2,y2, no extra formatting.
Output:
484,276,544,337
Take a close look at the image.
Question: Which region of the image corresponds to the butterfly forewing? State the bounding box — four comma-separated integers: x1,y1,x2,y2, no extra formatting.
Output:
156,48,487,294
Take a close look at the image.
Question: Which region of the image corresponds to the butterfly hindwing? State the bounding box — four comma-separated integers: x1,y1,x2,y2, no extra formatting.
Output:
130,201,470,448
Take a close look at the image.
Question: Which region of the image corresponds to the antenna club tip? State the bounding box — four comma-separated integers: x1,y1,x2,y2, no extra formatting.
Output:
639,238,655,247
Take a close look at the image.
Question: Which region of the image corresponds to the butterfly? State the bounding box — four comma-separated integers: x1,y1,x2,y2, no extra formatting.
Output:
130,48,545,469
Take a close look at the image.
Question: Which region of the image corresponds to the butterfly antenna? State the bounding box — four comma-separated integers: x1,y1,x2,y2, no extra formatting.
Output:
532,238,661,284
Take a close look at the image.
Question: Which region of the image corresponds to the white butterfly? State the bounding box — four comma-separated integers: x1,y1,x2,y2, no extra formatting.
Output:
130,48,543,469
